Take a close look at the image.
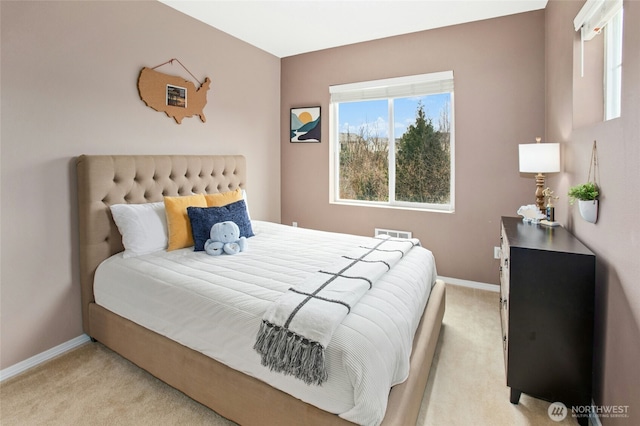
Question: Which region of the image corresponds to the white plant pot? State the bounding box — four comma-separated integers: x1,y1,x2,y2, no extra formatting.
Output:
578,199,598,223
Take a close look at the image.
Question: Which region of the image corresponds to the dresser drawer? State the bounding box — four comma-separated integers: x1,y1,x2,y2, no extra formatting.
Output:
500,299,509,376
499,223,510,375
499,224,509,331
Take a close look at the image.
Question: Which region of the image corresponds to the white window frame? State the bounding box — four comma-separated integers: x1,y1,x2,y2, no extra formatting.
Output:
605,8,623,120
329,71,455,213
574,0,623,120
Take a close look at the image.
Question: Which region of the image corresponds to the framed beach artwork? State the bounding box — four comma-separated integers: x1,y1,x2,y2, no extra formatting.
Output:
290,107,321,143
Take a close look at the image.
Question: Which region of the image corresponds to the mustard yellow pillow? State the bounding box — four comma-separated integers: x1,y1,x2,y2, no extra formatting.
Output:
204,188,243,207
164,194,207,250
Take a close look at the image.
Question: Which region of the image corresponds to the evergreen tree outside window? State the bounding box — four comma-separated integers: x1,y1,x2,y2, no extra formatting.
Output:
329,71,454,212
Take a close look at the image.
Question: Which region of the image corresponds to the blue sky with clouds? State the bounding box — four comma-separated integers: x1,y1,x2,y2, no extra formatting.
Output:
338,93,451,139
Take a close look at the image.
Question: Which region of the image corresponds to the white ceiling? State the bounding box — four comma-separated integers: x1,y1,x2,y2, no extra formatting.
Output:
159,0,548,58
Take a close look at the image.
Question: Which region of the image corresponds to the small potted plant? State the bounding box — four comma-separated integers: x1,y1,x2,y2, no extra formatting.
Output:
568,182,599,223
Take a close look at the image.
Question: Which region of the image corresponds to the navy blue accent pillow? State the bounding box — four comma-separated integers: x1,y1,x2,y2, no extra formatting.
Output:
187,199,254,251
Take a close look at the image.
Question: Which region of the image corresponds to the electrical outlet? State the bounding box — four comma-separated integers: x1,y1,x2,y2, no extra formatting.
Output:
494,246,501,259
292,222,298,227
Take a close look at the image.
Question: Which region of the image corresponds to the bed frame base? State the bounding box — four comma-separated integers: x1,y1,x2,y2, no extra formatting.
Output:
89,279,445,426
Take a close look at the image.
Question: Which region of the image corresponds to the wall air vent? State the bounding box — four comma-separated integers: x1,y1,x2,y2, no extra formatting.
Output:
375,228,412,239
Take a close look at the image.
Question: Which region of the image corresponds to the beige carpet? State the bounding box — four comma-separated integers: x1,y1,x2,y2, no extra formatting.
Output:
1,284,578,425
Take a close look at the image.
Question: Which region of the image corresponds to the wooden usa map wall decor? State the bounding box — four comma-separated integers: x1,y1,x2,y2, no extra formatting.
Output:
138,59,211,124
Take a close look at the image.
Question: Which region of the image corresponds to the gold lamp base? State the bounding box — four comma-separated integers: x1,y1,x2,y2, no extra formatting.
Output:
535,172,545,213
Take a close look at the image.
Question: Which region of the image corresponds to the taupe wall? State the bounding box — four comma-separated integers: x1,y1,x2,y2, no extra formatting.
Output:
546,0,640,422
0,1,281,369
281,11,546,284
3,2,638,419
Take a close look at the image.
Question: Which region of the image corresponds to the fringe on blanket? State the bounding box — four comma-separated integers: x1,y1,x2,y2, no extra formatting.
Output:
254,320,328,385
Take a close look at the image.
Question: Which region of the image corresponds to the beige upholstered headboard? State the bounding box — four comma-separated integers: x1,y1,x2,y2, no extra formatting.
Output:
76,155,247,334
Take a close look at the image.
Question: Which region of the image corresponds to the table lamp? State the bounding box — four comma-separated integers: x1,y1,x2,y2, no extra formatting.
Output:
519,138,560,213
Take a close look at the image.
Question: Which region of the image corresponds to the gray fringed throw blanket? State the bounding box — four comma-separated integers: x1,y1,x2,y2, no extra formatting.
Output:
254,235,420,385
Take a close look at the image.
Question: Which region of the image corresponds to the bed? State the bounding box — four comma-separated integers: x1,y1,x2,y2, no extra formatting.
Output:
76,154,445,426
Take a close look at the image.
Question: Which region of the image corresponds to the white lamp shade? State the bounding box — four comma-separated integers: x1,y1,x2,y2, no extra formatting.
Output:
519,143,561,173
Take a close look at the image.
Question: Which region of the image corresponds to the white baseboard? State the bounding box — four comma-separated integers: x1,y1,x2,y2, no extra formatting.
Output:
0,334,91,382
438,276,500,292
590,399,602,426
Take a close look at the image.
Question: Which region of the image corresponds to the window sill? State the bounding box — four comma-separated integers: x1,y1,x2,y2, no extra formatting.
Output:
330,199,454,214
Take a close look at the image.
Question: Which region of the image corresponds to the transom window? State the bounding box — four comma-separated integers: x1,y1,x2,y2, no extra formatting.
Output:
329,71,455,212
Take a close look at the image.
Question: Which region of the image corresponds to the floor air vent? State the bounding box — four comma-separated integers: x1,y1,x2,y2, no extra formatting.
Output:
375,228,412,239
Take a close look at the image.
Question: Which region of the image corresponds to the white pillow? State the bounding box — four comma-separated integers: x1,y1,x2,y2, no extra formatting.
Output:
242,189,251,220
110,202,168,258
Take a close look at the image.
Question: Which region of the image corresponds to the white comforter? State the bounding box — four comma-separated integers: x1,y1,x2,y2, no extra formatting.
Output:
94,221,437,425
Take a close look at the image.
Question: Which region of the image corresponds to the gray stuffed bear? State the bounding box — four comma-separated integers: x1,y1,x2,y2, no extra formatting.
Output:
204,221,247,255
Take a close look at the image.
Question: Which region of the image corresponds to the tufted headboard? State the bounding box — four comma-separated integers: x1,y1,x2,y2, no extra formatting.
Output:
76,155,247,334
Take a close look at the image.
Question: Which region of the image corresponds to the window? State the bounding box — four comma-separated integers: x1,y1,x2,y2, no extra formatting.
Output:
605,8,623,120
329,71,454,212
574,0,623,121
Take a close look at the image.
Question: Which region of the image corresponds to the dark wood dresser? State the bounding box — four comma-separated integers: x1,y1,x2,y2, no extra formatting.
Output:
499,216,595,425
